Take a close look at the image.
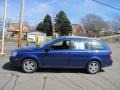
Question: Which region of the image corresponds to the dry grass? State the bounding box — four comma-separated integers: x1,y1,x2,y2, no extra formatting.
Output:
102,37,120,43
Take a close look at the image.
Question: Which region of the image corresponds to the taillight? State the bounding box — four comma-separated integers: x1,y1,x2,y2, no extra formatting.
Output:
110,51,112,59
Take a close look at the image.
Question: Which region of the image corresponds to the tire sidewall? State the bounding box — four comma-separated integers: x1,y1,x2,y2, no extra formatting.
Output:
22,59,37,73
87,61,100,74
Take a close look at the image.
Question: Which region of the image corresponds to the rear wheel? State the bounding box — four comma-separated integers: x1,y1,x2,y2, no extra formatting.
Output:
22,59,37,73
87,61,100,74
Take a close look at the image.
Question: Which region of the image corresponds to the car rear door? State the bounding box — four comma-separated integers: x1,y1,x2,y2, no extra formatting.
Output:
68,40,92,68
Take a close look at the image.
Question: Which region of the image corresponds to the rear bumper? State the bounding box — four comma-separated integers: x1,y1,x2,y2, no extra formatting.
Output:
102,59,113,68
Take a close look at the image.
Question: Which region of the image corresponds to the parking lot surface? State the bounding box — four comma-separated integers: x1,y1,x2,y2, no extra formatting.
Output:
0,43,120,90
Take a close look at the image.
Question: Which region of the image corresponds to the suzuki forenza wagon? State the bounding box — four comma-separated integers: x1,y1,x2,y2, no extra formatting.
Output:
10,36,113,74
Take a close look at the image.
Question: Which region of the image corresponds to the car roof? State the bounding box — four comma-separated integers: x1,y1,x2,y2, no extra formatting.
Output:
55,36,101,41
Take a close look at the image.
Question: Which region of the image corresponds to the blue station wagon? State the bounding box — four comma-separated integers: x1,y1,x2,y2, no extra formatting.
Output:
10,36,113,74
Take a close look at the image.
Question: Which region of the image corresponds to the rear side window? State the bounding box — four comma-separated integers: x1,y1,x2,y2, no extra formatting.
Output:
69,40,89,50
88,41,105,50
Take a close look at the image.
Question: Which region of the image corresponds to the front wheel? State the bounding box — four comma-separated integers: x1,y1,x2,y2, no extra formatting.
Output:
22,59,37,73
87,61,100,74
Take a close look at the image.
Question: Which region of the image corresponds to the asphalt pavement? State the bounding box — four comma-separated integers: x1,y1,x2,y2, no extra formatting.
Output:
0,43,120,90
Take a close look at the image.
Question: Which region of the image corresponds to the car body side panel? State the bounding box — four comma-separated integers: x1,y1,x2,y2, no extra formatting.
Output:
67,50,91,68
16,52,41,67
9,37,113,69
38,50,70,67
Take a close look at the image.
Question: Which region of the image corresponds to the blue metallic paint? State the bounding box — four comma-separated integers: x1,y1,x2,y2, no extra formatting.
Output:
9,36,113,69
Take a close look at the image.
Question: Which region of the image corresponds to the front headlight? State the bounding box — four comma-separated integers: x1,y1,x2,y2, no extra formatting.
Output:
11,51,17,57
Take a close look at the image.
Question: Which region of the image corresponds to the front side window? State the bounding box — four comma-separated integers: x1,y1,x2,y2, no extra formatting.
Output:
50,40,70,50
88,41,105,50
49,40,89,50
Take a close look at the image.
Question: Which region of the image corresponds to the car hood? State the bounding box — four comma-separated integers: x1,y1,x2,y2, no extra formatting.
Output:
15,47,42,52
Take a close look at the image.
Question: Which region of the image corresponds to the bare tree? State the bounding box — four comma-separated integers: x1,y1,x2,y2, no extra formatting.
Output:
81,14,107,37
110,16,120,33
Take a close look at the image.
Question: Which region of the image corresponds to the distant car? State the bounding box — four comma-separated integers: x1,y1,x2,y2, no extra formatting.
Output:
9,36,113,74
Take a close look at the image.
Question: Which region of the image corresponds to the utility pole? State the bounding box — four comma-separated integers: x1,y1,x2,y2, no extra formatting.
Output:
1,0,8,55
52,12,55,37
18,0,24,48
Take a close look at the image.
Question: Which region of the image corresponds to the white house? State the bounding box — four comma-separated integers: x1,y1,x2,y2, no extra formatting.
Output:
27,31,46,43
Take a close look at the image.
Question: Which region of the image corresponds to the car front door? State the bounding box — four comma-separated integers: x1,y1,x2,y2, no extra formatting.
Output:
42,40,70,67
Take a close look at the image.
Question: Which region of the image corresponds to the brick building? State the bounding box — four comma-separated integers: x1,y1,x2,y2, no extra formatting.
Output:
72,24,86,36
7,23,30,38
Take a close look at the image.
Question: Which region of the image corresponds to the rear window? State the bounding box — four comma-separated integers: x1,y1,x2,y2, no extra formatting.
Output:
88,41,105,50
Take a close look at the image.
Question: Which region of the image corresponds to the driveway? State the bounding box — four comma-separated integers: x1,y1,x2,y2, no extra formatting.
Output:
0,43,120,90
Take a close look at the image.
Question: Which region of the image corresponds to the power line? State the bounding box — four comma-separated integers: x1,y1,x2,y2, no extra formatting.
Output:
91,0,120,12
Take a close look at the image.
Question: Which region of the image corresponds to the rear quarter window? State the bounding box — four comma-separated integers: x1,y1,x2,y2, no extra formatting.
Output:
88,41,105,50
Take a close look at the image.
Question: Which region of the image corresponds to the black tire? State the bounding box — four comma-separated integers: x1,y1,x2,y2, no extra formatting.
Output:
22,59,37,73
87,61,100,74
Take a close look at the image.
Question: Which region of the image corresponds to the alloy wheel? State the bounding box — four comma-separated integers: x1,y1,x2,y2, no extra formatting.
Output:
22,59,37,73
87,61,100,74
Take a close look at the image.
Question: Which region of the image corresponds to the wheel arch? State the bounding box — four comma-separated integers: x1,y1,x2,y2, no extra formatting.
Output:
21,56,40,68
86,59,102,68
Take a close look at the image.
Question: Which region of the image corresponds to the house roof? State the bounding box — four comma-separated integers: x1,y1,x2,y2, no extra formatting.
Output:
7,23,30,32
27,31,46,35
72,24,86,36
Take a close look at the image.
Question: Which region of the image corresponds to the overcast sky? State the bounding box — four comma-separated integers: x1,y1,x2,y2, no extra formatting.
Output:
0,0,120,26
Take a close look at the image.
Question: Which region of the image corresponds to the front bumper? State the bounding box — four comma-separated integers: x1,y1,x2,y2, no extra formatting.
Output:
9,56,21,67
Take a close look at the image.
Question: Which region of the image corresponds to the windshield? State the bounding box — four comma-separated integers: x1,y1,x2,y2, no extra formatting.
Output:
39,38,56,48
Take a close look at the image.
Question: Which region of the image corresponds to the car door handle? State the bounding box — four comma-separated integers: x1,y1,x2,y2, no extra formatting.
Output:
87,52,91,54
65,52,70,54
